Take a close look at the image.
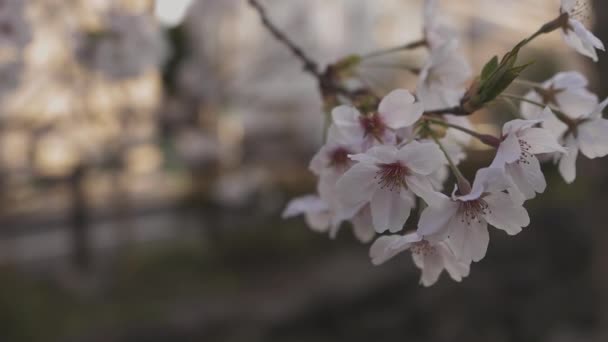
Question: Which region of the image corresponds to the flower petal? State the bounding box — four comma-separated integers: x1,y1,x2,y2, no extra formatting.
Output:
417,196,458,238
483,192,530,235
447,216,489,263
397,141,445,175
378,89,424,129
370,187,414,233
506,155,546,199
491,133,521,168
558,136,579,184
336,163,378,214
369,233,420,265
520,126,566,155
577,118,608,159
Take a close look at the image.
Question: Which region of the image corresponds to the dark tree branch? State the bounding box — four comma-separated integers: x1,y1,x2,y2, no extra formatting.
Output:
248,0,321,79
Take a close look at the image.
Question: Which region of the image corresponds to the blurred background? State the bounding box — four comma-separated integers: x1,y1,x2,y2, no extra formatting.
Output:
1,0,608,341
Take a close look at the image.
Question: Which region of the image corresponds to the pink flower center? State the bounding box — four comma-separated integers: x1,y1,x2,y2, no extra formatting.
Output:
411,240,436,257
360,113,386,140
328,147,351,170
375,162,410,191
459,199,490,226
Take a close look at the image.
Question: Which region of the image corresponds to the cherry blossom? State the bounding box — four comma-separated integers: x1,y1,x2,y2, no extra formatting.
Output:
417,40,472,111
555,98,608,183
331,89,424,150
521,71,598,122
336,141,444,233
423,0,454,49
418,168,530,263
490,118,566,200
282,193,375,243
559,0,605,61
370,232,470,287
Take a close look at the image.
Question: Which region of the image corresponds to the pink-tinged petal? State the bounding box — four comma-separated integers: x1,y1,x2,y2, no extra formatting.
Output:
378,89,424,129
491,133,521,168
552,71,589,89
336,163,378,213
447,216,489,263
521,91,544,119
558,136,579,184
282,195,327,218
502,119,541,136
405,174,444,208
506,156,546,199
437,243,470,282
459,167,508,202
331,105,364,141
350,206,375,243
572,20,605,51
577,118,608,159
369,233,420,265
562,20,601,62
483,192,530,236
370,187,414,233
305,211,333,233
397,141,444,175
414,250,444,287
309,145,330,175
520,127,567,154
555,88,598,119
417,197,458,238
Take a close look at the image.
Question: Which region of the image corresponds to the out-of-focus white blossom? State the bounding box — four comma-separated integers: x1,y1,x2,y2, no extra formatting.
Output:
370,232,470,287
422,0,454,49
521,72,597,122
556,99,608,183
559,0,604,61
74,11,167,80
418,168,530,263
417,40,471,111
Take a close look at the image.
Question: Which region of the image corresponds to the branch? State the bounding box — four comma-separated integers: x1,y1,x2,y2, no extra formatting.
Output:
248,0,321,79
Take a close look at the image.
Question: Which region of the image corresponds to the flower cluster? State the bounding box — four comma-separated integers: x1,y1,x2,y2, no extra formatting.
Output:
282,0,608,286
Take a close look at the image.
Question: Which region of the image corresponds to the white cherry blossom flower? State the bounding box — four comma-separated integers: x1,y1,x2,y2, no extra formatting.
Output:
521,71,598,122
282,193,374,243
417,40,471,111
559,0,605,61
370,232,470,287
310,124,361,180
418,168,530,263
331,89,424,150
555,98,608,183
423,0,455,49
283,195,335,234
490,118,566,200
336,141,445,233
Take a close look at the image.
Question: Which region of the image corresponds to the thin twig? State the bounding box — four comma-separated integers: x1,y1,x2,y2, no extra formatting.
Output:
248,0,321,79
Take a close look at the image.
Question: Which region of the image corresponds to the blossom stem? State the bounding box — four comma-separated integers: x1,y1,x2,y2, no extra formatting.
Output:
500,93,576,126
512,79,543,88
428,129,472,194
360,39,427,60
423,117,501,148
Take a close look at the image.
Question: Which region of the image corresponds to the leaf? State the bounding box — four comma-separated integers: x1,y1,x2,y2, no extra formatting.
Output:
481,56,499,82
